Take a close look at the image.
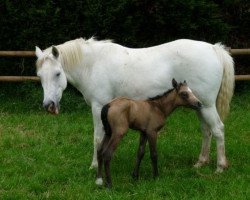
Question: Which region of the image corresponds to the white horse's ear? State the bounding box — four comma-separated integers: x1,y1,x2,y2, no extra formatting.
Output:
35,46,44,58
52,46,59,59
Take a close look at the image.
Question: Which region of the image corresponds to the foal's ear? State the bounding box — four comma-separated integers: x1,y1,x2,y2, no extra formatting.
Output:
52,46,59,59
172,78,178,89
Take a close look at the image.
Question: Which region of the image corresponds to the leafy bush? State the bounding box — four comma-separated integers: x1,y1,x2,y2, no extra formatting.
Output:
0,0,248,76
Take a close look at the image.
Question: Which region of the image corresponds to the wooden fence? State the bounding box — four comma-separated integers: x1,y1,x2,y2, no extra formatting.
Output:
0,49,249,82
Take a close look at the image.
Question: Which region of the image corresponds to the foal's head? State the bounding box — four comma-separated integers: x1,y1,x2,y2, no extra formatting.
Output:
172,79,202,110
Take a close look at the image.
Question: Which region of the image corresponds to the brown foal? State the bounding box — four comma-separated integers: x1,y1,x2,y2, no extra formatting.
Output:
96,79,202,187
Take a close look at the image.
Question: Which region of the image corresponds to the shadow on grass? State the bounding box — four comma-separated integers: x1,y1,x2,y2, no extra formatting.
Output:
0,82,89,114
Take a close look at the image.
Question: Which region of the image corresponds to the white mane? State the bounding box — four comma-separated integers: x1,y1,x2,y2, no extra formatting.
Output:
40,37,113,70
56,38,85,69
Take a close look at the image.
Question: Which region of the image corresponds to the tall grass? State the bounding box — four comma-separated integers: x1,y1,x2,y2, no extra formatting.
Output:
0,82,249,199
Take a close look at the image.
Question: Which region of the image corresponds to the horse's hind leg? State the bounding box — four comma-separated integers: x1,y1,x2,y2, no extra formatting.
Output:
194,114,212,168
198,106,228,173
132,132,147,180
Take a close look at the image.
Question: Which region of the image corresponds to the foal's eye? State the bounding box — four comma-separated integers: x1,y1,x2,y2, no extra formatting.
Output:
180,92,189,99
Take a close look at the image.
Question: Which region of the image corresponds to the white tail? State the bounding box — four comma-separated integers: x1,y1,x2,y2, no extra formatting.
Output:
213,43,235,121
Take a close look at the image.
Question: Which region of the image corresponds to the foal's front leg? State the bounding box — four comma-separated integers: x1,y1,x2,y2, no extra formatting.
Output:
147,132,158,178
132,132,147,180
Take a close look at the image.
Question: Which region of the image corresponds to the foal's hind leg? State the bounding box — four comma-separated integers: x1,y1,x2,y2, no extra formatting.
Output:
194,113,212,168
96,135,110,186
198,106,228,173
103,130,126,187
132,132,147,180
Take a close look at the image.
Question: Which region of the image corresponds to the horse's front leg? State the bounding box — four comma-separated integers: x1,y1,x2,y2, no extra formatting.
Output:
90,104,105,169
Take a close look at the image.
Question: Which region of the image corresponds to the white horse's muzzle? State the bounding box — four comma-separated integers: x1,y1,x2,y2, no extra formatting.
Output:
43,100,60,115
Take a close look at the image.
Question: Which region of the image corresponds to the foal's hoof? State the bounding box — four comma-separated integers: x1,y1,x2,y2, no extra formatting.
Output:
153,173,159,179
105,182,112,189
131,172,139,180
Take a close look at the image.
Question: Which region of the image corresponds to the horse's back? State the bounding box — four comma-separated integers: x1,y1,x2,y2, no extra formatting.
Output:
116,40,223,105
88,39,228,107
162,40,224,105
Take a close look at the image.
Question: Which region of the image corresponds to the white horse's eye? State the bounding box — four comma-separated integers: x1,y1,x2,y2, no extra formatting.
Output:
55,72,61,77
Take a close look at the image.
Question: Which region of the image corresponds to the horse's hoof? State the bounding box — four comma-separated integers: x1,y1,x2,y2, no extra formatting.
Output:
194,160,209,168
95,178,103,186
89,162,98,170
194,162,203,168
215,168,224,173
215,161,229,173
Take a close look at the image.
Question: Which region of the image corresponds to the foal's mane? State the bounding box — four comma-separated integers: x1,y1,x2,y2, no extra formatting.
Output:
148,88,174,101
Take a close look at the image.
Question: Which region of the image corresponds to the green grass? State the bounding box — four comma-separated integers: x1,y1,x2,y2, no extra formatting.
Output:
0,82,249,199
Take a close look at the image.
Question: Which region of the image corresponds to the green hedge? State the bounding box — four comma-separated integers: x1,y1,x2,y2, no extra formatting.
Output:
0,0,249,75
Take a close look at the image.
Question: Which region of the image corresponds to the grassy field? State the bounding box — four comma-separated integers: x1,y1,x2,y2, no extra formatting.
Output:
0,82,249,199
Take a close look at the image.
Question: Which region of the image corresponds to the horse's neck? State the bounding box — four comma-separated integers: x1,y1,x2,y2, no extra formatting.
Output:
153,92,178,117
61,43,102,96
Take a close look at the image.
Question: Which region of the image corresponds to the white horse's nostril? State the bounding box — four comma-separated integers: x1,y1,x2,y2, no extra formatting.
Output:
43,100,54,110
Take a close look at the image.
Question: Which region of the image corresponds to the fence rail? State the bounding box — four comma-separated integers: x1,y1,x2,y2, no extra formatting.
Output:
0,76,39,82
0,48,249,82
0,51,35,57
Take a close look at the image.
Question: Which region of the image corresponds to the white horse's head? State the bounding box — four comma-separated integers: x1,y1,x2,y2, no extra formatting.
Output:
35,46,67,115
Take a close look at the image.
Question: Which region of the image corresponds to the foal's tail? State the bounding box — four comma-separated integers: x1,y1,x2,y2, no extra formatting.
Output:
101,104,112,136
213,43,235,121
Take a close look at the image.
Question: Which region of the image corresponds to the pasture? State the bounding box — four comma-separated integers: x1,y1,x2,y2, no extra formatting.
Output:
0,82,249,199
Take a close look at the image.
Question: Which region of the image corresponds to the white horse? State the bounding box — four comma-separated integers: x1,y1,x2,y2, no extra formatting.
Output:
35,38,234,173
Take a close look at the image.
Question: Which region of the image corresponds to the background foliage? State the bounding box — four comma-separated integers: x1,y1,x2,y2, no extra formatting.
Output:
0,0,249,75
0,1,249,198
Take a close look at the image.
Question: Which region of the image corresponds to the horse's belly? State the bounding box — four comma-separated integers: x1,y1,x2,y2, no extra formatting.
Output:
90,40,224,107
115,57,222,106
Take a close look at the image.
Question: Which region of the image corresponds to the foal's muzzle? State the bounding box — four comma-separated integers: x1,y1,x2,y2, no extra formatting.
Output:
194,101,202,110
189,101,202,110
43,100,59,115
